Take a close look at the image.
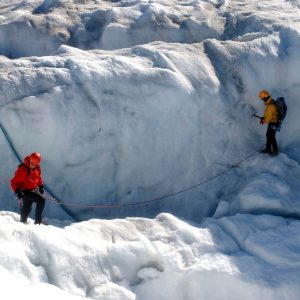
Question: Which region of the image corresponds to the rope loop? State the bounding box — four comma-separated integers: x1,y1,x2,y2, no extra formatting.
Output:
44,150,259,209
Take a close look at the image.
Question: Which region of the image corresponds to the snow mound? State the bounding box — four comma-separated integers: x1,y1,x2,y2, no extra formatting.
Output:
1,211,300,299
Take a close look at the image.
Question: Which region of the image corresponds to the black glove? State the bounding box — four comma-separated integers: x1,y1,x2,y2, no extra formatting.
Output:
38,185,44,194
16,188,23,199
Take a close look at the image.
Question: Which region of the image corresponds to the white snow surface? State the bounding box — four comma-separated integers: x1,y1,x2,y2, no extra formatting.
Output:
0,0,300,299
1,211,300,300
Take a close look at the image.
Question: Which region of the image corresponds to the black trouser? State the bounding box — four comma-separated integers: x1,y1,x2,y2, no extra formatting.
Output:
21,190,45,224
266,122,279,153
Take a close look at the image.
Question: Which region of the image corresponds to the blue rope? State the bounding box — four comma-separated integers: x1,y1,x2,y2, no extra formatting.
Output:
46,150,259,209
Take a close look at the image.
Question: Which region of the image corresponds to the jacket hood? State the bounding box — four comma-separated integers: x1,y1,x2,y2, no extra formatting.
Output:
23,155,41,170
24,155,31,166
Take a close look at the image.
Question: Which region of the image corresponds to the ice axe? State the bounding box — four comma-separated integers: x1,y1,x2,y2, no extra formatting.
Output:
249,105,262,120
252,113,263,120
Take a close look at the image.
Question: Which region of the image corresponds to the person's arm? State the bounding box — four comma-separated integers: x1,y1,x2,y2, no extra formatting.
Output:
37,168,44,194
11,167,28,192
37,167,43,186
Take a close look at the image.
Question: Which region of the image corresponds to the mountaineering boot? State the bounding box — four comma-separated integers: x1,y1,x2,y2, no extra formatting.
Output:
34,218,42,225
20,217,28,224
260,149,270,154
269,151,279,157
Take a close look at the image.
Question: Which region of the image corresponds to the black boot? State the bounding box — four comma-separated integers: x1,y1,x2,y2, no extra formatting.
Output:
20,216,28,224
260,149,270,154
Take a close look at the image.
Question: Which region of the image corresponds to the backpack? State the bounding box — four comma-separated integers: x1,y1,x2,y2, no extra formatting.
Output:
275,97,287,123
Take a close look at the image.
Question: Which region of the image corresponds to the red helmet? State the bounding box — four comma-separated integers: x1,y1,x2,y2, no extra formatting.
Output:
30,152,41,166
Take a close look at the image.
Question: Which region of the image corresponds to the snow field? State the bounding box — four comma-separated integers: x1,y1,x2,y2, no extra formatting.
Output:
1,211,300,299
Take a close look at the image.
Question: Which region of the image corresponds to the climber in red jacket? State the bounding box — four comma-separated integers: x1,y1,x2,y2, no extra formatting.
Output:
11,152,45,224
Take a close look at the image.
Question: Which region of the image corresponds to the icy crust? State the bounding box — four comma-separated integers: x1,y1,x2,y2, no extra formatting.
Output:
1,0,300,59
0,0,225,58
223,0,300,39
1,211,300,300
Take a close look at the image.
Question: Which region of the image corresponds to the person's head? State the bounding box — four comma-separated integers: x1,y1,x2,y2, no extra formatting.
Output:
259,90,271,102
29,152,41,169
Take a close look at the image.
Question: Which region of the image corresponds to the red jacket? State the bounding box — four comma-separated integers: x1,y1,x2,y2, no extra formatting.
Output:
11,156,43,192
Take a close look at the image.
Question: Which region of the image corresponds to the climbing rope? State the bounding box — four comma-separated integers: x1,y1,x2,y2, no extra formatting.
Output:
43,149,259,208
0,113,259,210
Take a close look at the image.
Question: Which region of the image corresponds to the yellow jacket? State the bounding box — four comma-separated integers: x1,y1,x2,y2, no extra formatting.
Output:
263,98,278,124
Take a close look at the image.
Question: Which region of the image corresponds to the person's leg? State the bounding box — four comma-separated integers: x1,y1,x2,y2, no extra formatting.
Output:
268,126,278,153
271,131,278,153
20,193,33,223
266,126,272,153
30,191,45,224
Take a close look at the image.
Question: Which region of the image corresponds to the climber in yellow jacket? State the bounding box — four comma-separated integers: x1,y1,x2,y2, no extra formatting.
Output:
258,90,279,156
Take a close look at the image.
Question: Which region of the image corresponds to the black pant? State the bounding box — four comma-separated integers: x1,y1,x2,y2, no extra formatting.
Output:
266,122,279,153
21,190,45,224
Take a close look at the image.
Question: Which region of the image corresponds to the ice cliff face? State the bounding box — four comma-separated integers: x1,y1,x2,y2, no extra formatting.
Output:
0,0,300,222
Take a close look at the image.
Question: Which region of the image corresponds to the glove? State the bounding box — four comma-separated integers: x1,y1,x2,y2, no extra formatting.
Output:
38,185,44,194
260,118,264,125
16,188,23,199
